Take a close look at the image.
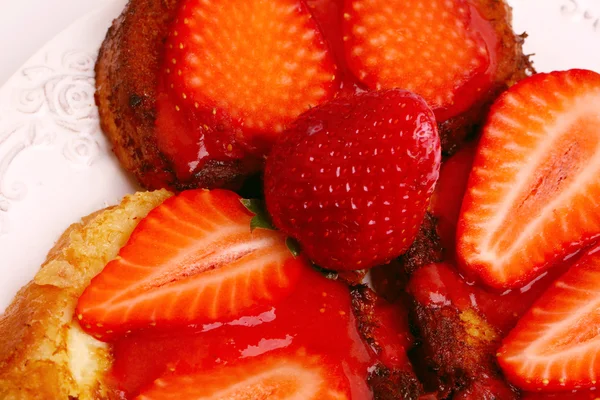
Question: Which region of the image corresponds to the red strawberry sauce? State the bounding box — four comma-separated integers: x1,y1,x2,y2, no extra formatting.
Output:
432,3,500,122
106,266,386,398
155,0,501,180
426,143,593,335
407,258,579,335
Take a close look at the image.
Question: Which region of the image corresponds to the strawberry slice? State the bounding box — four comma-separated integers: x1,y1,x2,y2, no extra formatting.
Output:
497,247,600,392
136,352,350,400
76,189,307,339
457,69,600,288
342,0,497,121
524,392,600,400
156,0,338,180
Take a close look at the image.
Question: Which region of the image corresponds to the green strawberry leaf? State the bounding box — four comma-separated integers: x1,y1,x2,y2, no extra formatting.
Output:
240,199,302,258
285,237,301,258
240,198,274,231
312,264,339,280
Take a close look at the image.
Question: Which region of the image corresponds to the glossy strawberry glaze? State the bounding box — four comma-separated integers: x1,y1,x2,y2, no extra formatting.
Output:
408,260,579,334
310,0,501,120
430,142,478,257
106,266,385,399
155,0,501,180
155,92,256,181
305,0,365,95
523,391,600,399
432,3,499,122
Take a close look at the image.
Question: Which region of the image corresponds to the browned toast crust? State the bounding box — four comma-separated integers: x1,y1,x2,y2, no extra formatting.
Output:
95,0,251,191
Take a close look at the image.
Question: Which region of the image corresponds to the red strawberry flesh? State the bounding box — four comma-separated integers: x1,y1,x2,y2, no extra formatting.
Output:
523,392,600,399
498,246,600,392
156,0,338,179
106,263,394,398
135,352,351,400
76,189,306,339
457,69,600,288
343,0,498,121
264,88,441,271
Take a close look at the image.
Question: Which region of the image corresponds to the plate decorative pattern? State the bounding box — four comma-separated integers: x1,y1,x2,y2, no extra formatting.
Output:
0,49,100,233
0,0,599,314
560,0,600,32
0,0,132,311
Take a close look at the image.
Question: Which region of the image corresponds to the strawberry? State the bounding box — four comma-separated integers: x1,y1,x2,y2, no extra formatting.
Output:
524,392,600,400
497,247,600,392
155,0,338,180
136,352,350,399
429,141,477,256
342,0,497,121
264,89,441,271
76,189,307,339
457,69,600,288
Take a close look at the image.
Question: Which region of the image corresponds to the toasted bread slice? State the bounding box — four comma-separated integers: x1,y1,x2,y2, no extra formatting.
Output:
96,0,532,191
95,0,253,192
0,190,172,400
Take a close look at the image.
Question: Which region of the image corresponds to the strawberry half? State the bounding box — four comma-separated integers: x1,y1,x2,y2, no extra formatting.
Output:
457,69,600,288
136,352,350,400
264,88,441,271
76,189,307,339
497,247,600,392
342,0,497,121
156,0,338,180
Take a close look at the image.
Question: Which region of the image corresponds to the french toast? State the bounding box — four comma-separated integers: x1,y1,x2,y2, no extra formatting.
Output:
0,190,172,399
95,0,533,191
0,190,423,399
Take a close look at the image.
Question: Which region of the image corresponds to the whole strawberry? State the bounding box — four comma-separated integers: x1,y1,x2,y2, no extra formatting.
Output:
264,89,441,271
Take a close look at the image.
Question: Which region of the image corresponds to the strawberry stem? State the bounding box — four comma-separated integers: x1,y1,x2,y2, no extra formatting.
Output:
240,199,275,231
286,237,301,258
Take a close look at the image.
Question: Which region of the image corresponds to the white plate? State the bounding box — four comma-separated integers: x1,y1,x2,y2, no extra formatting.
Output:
0,0,599,312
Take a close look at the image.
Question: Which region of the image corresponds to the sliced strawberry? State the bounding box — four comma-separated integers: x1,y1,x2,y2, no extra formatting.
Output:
457,69,600,288
135,352,350,400
342,0,498,121
76,189,307,339
498,247,600,392
156,0,338,180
